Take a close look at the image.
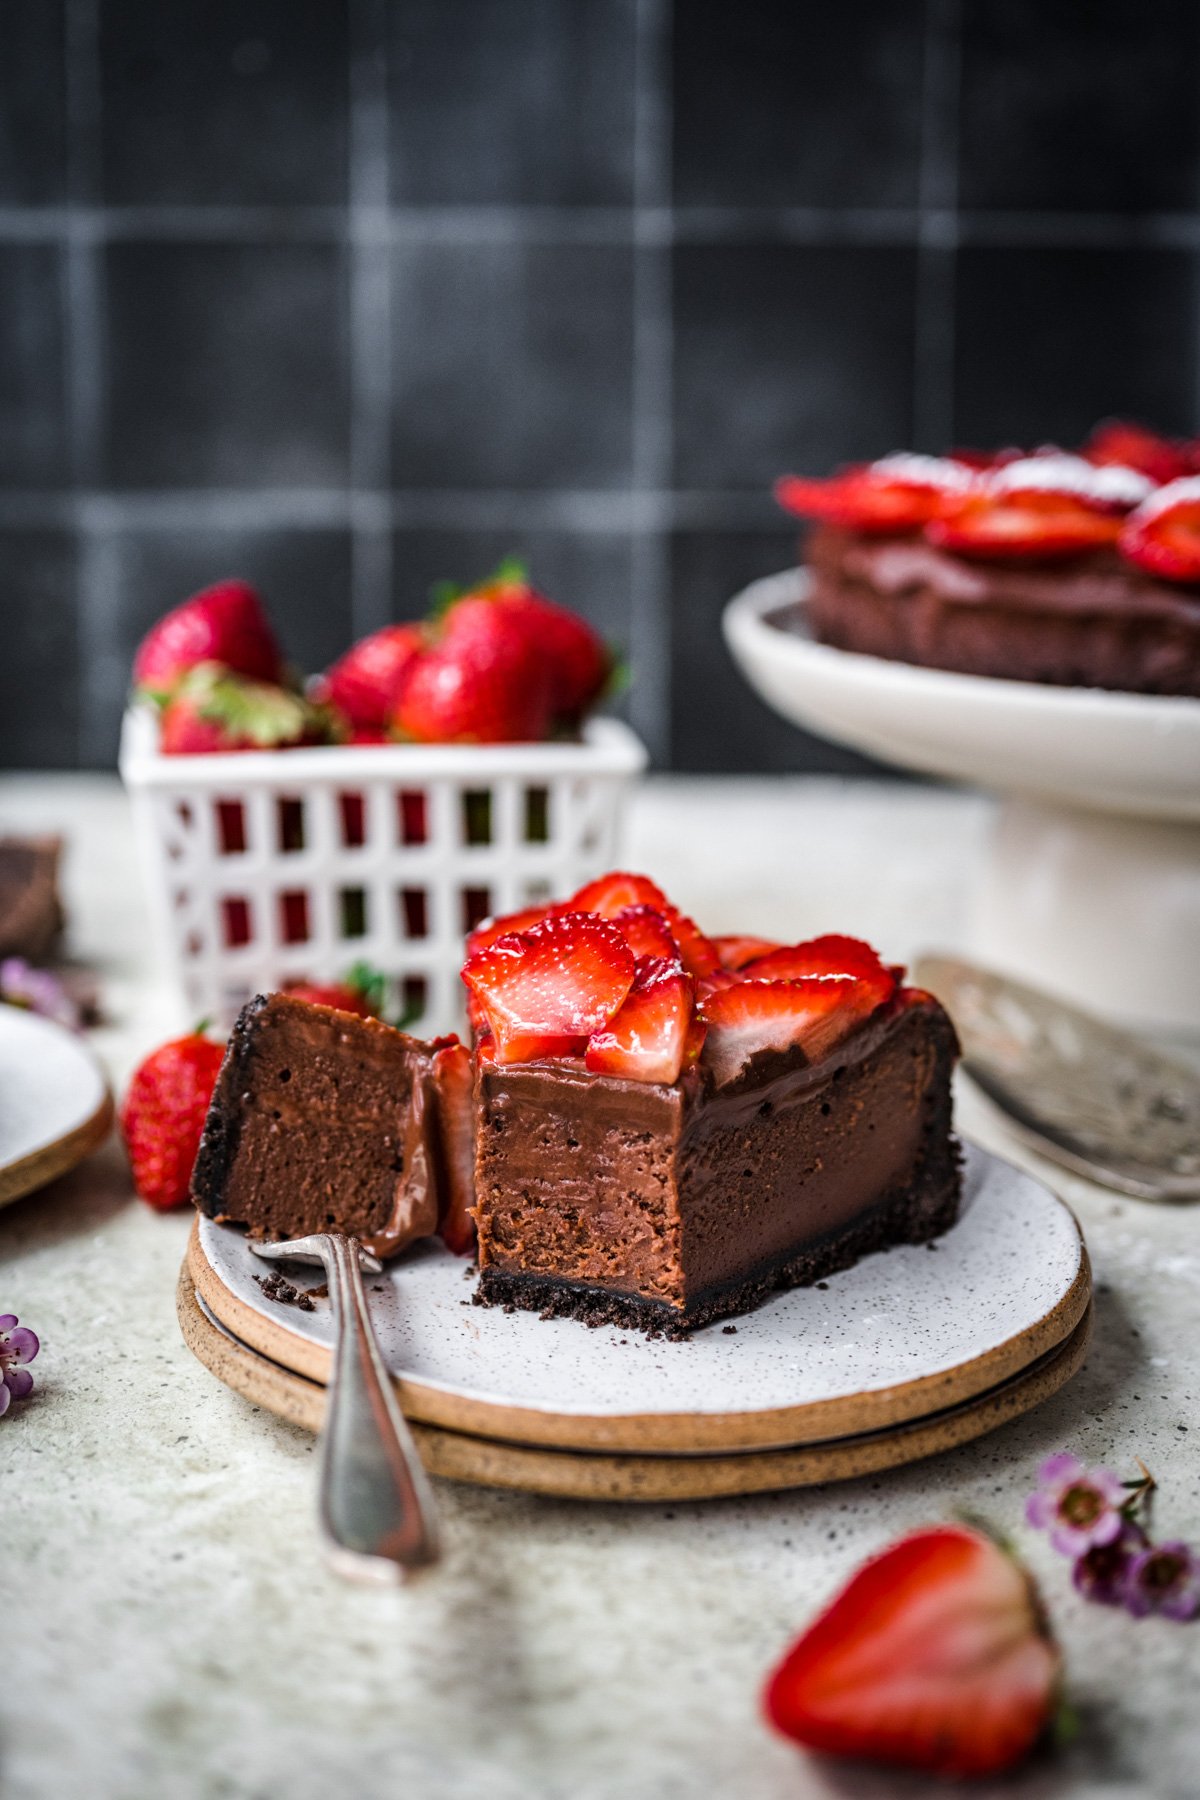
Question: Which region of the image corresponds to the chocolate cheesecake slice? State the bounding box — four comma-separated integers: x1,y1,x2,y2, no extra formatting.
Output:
473,994,959,1337
191,992,460,1259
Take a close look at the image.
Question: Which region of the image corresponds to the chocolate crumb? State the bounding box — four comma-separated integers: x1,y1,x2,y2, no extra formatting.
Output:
926,1241,939,1251
254,1271,304,1309
502,1302,516,1315
815,1281,829,1290
722,1324,737,1335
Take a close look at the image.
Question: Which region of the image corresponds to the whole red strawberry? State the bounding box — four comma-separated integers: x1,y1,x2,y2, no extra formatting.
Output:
133,580,283,699
314,622,425,734
394,598,552,743
280,965,386,1019
159,664,330,754
764,1524,1061,1779
120,1030,225,1211
484,577,612,726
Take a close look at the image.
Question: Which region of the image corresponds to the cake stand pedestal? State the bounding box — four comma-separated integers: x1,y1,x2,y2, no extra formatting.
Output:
724,571,1200,1035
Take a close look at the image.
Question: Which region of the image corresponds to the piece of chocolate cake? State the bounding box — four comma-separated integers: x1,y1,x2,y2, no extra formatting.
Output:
191,992,457,1258
472,994,958,1337
191,873,963,1338
461,874,962,1336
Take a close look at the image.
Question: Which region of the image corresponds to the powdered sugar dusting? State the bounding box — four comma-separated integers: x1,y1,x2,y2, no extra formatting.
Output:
1124,474,1200,524
871,453,977,492
988,454,1153,509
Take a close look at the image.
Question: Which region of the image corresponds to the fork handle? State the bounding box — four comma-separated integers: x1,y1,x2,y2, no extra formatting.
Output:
318,1234,440,1579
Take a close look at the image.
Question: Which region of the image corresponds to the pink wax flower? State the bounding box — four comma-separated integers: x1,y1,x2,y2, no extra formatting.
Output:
1025,1453,1128,1557
0,1314,40,1416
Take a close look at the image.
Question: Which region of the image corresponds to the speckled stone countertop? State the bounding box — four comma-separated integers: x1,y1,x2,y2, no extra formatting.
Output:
2,774,1197,1800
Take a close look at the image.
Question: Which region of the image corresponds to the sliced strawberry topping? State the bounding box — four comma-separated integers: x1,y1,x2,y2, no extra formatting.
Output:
699,977,863,1087
611,903,681,962
985,452,1151,514
432,1041,476,1255
776,457,974,534
662,906,720,979
741,933,897,1010
763,1524,1060,1779
711,934,783,972
461,911,635,1065
1085,418,1197,486
585,957,693,1085
465,902,559,961
1118,476,1200,583
569,870,670,919
927,489,1121,560
681,1012,707,1070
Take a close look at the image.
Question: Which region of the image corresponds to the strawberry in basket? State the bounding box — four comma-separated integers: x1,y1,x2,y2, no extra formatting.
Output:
134,579,284,700
159,663,337,754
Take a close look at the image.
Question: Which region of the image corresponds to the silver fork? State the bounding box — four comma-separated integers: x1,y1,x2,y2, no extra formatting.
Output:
249,1233,440,1582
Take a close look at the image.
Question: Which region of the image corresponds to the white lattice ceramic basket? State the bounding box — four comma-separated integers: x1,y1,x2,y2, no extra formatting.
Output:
119,705,647,1033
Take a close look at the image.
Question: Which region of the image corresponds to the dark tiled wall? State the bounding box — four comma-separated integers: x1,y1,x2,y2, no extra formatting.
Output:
2,0,1198,772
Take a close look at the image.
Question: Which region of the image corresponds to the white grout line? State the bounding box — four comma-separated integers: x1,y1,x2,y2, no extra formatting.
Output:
629,0,673,766
7,202,1200,250
62,0,110,765
913,0,961,451
0,488,787,533
347,0,393,635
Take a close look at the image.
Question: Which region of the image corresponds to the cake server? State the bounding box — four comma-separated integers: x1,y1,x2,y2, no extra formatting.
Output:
249,1232,440,1581
913,954,1200,1202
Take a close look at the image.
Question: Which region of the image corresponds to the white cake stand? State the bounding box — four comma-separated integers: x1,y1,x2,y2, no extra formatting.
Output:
723,570,1200,1035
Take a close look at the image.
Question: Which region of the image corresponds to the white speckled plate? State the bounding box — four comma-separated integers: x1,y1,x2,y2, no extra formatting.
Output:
189,1142,1090,1455
0,1004,113,1208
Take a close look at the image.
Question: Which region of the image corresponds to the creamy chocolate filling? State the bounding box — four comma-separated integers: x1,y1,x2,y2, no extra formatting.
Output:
473,997,959,1321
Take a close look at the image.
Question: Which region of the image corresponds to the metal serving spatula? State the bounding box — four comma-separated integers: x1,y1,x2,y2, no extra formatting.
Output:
913,954,1200,1202
249,1233,440,1581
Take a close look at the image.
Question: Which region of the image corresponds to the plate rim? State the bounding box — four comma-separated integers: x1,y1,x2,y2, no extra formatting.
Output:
0,1007,114,1208
187,1147,1092,1456
176,1262,1094,1501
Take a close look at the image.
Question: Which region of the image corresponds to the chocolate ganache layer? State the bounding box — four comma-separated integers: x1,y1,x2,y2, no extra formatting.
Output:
191,993,445,1258
474,995,961,1337
801,525,1200,696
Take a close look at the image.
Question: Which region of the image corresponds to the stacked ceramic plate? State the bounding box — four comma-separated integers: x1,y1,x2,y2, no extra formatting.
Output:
180,1143,1090,1501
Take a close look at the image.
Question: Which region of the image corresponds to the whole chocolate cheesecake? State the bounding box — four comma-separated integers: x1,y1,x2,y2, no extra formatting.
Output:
804,526,1200,695
191,872,962,1337
776,427,1200,698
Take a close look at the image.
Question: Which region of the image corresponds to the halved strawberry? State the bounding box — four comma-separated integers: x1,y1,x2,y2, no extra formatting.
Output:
699,977,861,1087
741,934,896,1011
569,870,671,919
763,1524,1060,1779
432,1040,476,1254
611,903,681,962
711,934,782,971
775,456,975,534
585,957,693,1085
927,489,1121,560
1084,418,1196,486
461,911,635,1065
1118,476,1200,583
